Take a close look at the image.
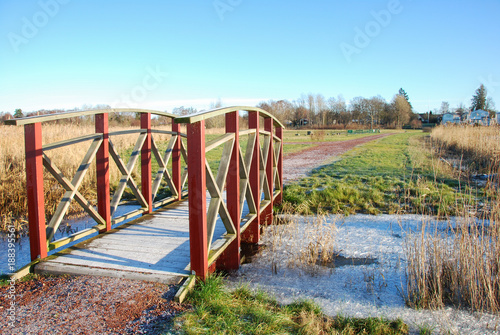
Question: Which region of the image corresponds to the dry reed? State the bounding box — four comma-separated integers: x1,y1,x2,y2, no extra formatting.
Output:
405,125,500,313
0,123,174,234
431,125,500,173
258,206,338,276
405,214,500,313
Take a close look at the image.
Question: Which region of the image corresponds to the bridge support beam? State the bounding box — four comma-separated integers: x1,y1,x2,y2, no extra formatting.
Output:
141,113,153,214
242,111,260,244
172,122,182,202
187,120,208,280
261,118,274,226
275,126,284,204
25,123,47,261
96,113,111,231
217,111,240,270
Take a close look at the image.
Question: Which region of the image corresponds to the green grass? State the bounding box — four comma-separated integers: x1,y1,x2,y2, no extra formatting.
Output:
169,275,408,334
282,132,480,216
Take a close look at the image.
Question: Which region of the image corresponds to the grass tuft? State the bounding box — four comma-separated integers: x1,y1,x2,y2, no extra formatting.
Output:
172,275,408,334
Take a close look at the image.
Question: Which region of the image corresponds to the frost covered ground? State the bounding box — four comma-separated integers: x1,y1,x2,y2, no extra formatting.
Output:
227,214,500,334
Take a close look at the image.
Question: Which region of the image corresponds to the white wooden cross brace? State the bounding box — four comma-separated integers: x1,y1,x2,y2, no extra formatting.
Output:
151,135,178,201
43,138,105,242
180,140,189,191
204,138,236,251
273,139,281,192
238,132,257,219
108,133,148,216
259,134,272,202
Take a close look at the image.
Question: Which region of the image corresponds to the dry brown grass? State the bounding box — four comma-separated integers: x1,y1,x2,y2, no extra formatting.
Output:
310,130,326,142
405,125,500,313
260,205,338,275
405,214,500,313
0,123,174,233
431,125,500,173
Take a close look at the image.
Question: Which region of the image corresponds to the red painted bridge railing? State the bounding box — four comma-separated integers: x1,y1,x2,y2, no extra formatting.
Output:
5,106,284,280
175,106,284,280
5,109,185,262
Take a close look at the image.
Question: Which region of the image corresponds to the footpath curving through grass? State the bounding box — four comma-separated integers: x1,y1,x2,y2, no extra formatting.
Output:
169,275,408,335
282,131,479,216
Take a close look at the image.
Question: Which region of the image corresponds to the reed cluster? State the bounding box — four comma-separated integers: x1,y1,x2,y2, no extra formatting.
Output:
0,123,173,233
259,206,338,276
431,125,500,173
405,125,500,313
405,214,500,313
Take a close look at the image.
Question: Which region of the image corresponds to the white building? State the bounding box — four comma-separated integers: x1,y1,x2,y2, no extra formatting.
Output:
441,113,461,125
468,110,490,126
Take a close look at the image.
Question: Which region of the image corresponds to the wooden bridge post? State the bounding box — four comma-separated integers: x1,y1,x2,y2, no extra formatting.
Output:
275,126,284,204
171,122,182,202
95,113,111,231
262,118,274,226
24,123,48,260
186,120,208,280
242,111,260,243
141,113,153,214
217,111,240,270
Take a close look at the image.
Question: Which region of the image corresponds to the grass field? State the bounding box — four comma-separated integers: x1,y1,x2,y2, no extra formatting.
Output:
281,131,480,216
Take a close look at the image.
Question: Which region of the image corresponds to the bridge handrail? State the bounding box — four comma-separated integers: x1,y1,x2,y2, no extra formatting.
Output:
181,106,284,280
6,107,185,263
174,106,285,129
4,108,177,126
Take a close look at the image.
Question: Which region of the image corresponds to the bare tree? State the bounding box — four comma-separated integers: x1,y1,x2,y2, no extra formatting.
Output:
440,101,450,114
366,96,386,128
329,96,349,128
316,94,327,126
392,95,411,128
350,97,369,125
307,93,316,124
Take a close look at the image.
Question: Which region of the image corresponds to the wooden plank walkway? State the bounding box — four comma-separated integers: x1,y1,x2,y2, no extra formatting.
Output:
35,199,225,284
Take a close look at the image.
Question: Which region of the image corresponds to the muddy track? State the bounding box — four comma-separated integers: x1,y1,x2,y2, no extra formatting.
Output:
283,133,392,183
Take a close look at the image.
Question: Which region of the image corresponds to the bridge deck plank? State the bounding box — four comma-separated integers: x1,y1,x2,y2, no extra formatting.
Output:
35,200,201,284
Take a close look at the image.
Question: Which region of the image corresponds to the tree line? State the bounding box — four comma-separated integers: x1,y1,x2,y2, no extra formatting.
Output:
257,88,415,129
1,85,496,129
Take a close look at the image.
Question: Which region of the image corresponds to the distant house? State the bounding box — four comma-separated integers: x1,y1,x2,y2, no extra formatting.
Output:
441,113,460,125
292,118,309,127
468,109,490,126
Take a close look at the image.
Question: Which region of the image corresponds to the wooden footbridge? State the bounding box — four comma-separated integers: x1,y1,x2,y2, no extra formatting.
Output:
5,107,284,283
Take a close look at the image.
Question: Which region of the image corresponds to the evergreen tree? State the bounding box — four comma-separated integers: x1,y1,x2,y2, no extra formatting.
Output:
470,84,487,111
14,108,23,118
398,88,413,111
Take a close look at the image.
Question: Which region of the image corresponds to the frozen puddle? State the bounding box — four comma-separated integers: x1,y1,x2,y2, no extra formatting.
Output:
227,214,500,335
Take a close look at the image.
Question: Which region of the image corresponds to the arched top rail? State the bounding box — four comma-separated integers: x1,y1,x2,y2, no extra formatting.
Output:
174,106,285,129
4,108,177,126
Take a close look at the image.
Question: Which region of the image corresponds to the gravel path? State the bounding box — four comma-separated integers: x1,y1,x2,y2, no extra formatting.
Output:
0,275,188,334
283,133,392,183
1,134,391,334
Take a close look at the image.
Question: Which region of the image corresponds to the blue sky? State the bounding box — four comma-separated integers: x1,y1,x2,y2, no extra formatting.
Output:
0,0,499,114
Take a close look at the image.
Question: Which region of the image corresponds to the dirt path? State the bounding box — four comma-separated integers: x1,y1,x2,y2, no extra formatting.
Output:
283,133,392,183
0,275,187,334
0,133,392,334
